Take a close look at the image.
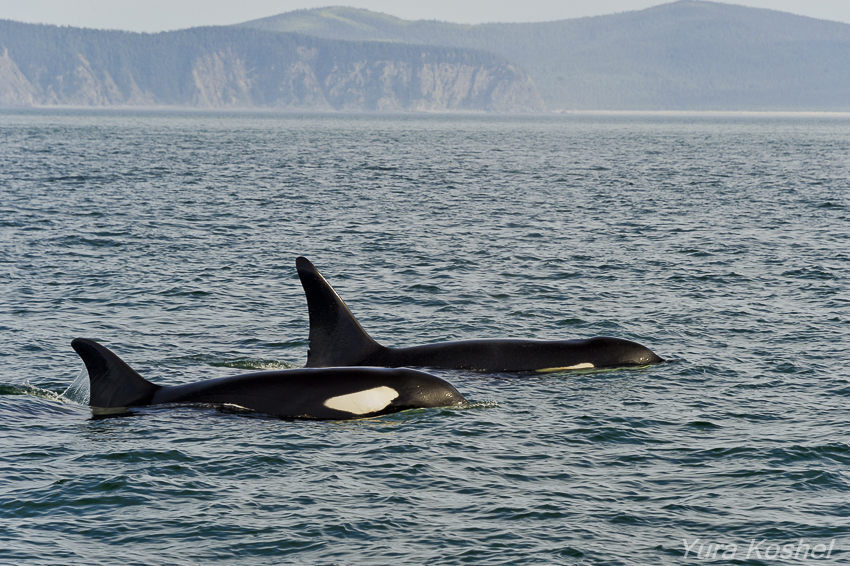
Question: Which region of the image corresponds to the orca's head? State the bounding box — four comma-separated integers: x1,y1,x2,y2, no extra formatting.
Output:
391,369,468,410
590,337,665,367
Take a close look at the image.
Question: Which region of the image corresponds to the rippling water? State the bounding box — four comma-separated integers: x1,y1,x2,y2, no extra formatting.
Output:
1,109,849,565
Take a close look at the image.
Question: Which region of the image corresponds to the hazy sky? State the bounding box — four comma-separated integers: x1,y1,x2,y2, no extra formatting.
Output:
1,0,849,32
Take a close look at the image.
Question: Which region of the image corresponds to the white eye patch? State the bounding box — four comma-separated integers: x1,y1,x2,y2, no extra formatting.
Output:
323,386,400,415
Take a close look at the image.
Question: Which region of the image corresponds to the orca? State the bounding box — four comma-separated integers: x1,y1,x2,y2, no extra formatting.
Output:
71,338,466,420
296,257,664,372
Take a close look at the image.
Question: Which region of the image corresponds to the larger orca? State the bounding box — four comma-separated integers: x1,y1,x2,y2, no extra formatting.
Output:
71,338,466,420
296,257,664,372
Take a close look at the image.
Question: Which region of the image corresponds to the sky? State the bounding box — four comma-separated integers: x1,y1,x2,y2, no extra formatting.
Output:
1,0,849,32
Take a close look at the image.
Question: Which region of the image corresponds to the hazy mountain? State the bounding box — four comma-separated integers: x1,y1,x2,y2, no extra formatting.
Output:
4,0,849,112
241,0,850,111
0,20,544,112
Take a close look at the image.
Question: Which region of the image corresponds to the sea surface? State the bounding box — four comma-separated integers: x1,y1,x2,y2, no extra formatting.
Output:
1,109,849,565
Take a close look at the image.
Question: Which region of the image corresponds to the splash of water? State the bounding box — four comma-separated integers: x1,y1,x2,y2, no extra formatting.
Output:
60,366,90,405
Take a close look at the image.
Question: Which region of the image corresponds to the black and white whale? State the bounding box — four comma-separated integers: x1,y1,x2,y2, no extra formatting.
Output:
296,257,664,373
71,338,466,419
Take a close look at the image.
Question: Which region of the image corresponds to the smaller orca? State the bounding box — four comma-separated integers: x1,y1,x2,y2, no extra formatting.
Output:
296,257,664,373
71,338,466,420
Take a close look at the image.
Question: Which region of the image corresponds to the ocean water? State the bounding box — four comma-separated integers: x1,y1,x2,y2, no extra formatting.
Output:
1,109,848,565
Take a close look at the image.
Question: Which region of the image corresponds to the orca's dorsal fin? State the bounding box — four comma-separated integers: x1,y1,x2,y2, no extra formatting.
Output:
296,257,383,367
71,338,161,408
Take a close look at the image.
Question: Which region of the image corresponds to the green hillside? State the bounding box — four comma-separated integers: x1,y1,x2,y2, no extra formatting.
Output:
240,0,850,110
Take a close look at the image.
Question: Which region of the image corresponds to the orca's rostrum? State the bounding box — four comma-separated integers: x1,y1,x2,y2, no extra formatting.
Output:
71,338,466,420
296,257,664,373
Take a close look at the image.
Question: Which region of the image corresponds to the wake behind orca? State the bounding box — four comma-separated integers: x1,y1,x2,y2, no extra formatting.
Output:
71,338,466,420
296,257,664,373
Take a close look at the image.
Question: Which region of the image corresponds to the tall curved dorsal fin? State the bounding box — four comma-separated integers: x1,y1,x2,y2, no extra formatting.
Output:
296,257,383,367
71,338,160,408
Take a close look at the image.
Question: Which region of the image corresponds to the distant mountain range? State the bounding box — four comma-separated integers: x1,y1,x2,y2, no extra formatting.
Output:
242,0,850,111
0,21,543,112
2,0,850,112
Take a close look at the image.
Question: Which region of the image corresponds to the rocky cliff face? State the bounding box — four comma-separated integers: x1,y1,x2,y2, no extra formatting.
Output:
184,55,543,112
0,48,36,106
0,23,545,112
